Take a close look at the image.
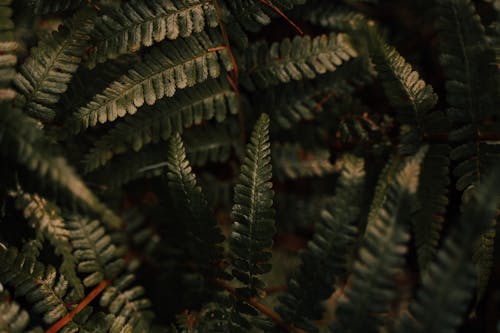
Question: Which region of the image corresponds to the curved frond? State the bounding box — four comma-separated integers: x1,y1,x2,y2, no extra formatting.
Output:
331,148,426,333
0,104,121,228
69,30,233,133
396,170,500,333
165,133,225,274
0,0,17,102
85,0,219,67
240,32,358,90
83,78,238,172
277,154,365,332
367,28,438,148
230,113,275,299
14,8,96,122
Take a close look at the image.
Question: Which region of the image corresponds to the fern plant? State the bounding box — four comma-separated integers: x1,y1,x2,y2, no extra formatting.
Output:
0,0,499,332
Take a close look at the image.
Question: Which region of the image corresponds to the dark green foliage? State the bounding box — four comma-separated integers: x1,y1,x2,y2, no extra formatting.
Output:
396,170,500,333
84,0,219,68
230,113,275,299
277,154,365,332
14,8,96,121
165,133,225,276
0,104,120,229
83,78,238,172
240,32,358,90
437,0,500,303
69,30,233,133
331,149,426,333
1,1,499,332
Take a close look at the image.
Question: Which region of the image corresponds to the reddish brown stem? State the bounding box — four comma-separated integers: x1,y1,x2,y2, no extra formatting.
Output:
260,0,304,35
214,279,306,333
45,279,112,333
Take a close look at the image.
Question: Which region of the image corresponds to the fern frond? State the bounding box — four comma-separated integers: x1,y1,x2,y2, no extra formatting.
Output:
367,28,438,147
331,148,426,333
437,0,500,303
0,0,17,102
0,284,31,333
83,78,238,172
0,104,121,228
396,169,500,333
67,216,125,288
240,32,358,90
165,133,225,274
0,247,77,326
99,271,154,332
253,59,372,129
297,1,366,31
85,0,219,68
29,0,86,14
69,31,233,133
230,113,275,299
14,192,84,297
14,8,96,122
277,154,365,332
272,143,336,181
412,144,450,272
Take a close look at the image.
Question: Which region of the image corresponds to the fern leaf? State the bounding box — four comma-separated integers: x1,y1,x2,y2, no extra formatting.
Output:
85,0,219,68
99,272,154,332
0,284,31,333
14,8,96,122
0,0,17,102
83,78,238,172
367,28,437,146
253,59,372,129
437,0,500,304
412,144,450,272
331,148,426,333
14,192,84,297
165,133,225,274
240,32,358,90
0,104,121,229
67,216,125,288
277,154,365,332
396,170,500,333
0,247,76,326
230,113,275,299
298,1,366,31
69,31,233,133
272,143,336,181
29,0,86,14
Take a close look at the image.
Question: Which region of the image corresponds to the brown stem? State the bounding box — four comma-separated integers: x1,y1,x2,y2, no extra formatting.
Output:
259,0,304,35
45,279,112,333
213,279,306,333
